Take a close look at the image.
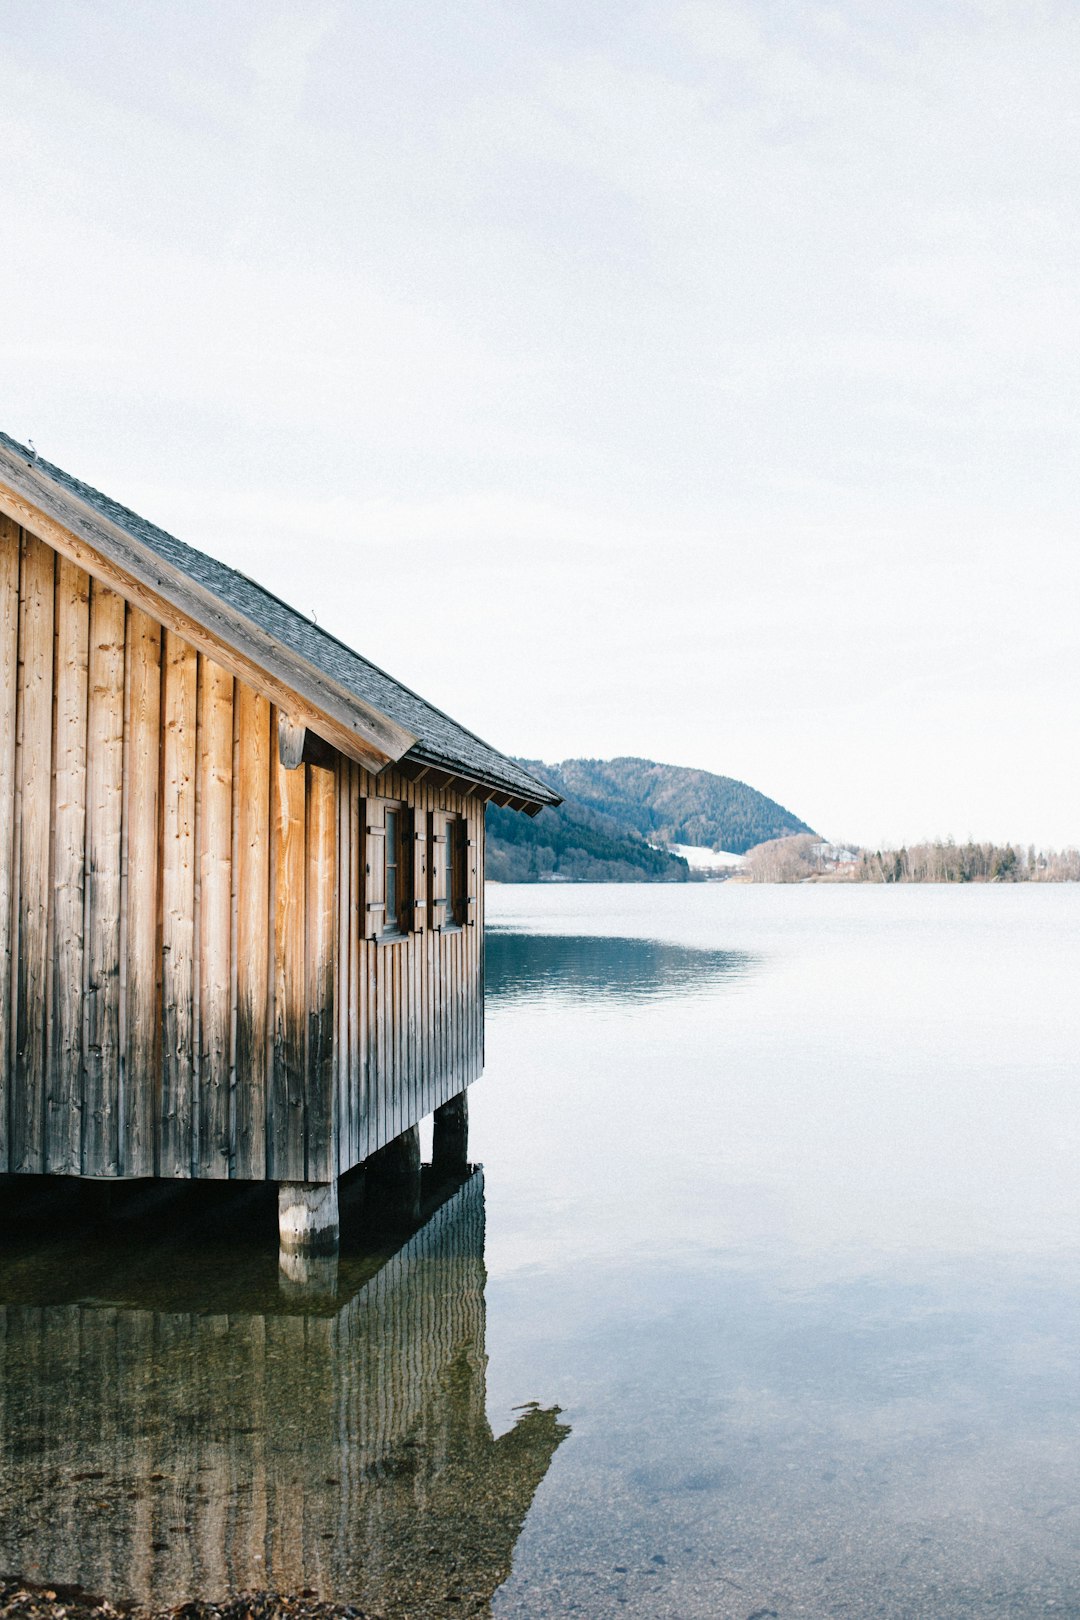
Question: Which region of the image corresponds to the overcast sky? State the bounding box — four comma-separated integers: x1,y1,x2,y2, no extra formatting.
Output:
1,1,1077,846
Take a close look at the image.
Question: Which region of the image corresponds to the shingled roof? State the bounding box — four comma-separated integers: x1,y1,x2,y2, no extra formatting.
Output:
0,431,559,813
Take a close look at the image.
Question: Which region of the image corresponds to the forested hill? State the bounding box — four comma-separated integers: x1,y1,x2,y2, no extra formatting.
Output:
485,756,814,882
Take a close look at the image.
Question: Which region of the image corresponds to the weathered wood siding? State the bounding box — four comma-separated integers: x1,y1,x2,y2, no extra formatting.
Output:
335,760,484,1177
0,517,485,1182
0,522,337,1180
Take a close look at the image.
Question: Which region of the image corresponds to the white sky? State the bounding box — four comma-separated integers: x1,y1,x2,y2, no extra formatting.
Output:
1,1,1078,847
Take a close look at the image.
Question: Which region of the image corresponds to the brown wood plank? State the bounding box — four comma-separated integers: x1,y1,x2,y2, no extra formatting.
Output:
234,684,271,1180
0,517,21,1171
424,788,435,1118
356,768,370,1162
122,608,161,1177
47,557,90,1173
392,941,402,1143
366,782,379,1159
335,757,347,1175
270,719,306,1181
12,533,54,1173
197,658,234,1177
306,761,336,1181
350,761,361,1168
160,633,198,1176
83,580,126,1175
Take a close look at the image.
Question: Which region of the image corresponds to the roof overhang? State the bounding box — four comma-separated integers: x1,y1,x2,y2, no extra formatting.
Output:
396,755,555,816
0,442,417,775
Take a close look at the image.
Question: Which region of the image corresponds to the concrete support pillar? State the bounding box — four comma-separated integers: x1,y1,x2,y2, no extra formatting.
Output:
432,1090,469,1178
277,1180,339,1256
367,1125,422,1225
278,1249,339,1299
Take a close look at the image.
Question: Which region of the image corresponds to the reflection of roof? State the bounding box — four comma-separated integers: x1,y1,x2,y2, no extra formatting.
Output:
0,430,560,811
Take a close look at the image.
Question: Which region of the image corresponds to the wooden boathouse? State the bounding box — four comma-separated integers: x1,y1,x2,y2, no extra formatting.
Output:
0,431,558,1251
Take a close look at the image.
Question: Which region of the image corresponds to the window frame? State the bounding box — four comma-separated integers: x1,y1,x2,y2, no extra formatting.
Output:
432,812,465,931
383,804,404,937
363,797,413,942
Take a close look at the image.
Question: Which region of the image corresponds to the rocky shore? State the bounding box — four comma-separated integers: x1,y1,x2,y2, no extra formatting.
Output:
0,1584,369,1620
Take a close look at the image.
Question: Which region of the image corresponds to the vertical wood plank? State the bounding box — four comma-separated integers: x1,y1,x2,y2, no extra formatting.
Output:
424,789,435,1121
161,633,197,1176
235,684,270,1180
122,608,161,1177
47,557,90,1173
478,804,486,1071
306,761,336,1182
270,720,306,1181
356,768,371,1162
0,517,20,1172
83,581,126,1176
12,533,54,1173
197,658,234,1178
336,757,351,1177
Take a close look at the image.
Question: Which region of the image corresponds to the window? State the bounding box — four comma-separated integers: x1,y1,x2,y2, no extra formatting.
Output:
433,813,464,929
445,816,458,924
385,807,401,932
363,799,413,939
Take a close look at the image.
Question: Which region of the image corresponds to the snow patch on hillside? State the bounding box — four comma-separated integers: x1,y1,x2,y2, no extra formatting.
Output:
669,843,746,871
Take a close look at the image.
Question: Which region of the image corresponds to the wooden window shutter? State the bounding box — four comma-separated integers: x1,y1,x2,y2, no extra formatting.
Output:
411,808,427,932
362,798,386,940
430,810,447,928
465,806,479,927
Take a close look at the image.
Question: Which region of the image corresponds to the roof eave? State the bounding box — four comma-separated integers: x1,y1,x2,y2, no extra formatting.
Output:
0,443,417,774
395,751,560,815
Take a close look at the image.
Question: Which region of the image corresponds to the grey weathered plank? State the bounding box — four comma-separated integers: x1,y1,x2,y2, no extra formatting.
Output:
0,517,21,1171
48,557,90,1173
161,632,198,1176
12,532,54,1173
197,657,234,1177
270,727,306,1180
235,683,270,1180
122,607,161,1177
83,579,126,1175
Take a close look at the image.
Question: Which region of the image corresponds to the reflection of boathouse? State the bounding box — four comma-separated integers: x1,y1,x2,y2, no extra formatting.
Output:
0,433,558,1253
0,1171,567,1612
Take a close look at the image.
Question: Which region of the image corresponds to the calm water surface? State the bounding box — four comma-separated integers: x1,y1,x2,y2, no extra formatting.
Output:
2,883,1079,1618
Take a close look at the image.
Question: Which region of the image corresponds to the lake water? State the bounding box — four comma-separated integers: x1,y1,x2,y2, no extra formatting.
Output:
2,883,1079,1617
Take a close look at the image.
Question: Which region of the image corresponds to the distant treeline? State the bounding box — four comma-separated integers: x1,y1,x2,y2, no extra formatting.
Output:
744,833,1080,884
486,801,688,883
855,842,1080,883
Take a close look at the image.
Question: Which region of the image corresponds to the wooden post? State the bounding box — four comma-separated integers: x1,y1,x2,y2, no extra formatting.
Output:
277,1179,339,1256
366,1123,421,1224
432,1089,469,1178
